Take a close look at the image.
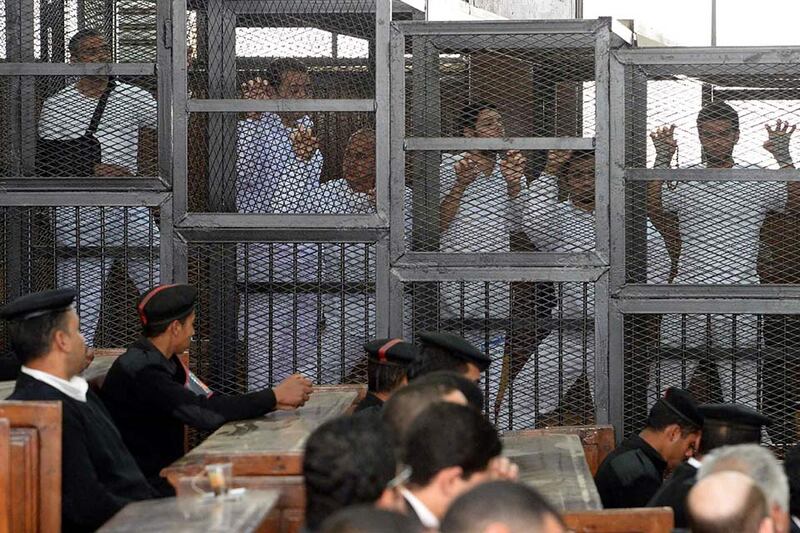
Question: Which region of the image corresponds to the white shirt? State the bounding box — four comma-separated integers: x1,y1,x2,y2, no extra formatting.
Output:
20,366,88,403
661,164,786,284
401,488,439,529
38,81,157,175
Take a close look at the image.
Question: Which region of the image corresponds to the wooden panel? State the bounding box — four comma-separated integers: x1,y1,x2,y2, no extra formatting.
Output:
504,425,615,476
0,401,62,533
10,428,38,532
501,433,602,512
563,507,674,533
0,418,11,533
98,490,280,532
162,385,364,485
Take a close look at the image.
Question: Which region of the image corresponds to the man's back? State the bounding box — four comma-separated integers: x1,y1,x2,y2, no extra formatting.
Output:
594,434,667,509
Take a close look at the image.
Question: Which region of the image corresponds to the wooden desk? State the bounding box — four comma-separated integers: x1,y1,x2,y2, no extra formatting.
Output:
0,355,119,399
162,385,363,487
502,433,602,512
98,490,280,533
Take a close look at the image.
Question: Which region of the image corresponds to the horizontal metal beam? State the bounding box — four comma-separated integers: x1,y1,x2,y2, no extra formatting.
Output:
613,284,800,314
400,251,609,268
176,227,386,243
0,191,170,206
613,47,800,66
405,137,595,152
0,63,156,76
624,168,800,182
394,19,602,36
714,88,800,101
616,284,800,300
227,0,419,14
187,99,375,113
0,177,169,191
391,265,606,283
613,298,800,315
178,213,388,229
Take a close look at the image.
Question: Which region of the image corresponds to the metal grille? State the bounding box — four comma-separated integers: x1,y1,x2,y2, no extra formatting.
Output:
403,279,595,431
187,241,375,394
624,313,800,447
0,206,160,348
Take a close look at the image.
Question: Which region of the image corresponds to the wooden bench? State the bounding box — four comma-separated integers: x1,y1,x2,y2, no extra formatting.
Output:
0,418,11,533
504,424,615,476
0,401,62,533
563,507,674,533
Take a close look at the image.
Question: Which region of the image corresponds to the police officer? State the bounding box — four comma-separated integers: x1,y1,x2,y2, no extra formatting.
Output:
101,284,313,494
595,388,703,508
408,331,491,383
648,403,771,528
354,338,418,413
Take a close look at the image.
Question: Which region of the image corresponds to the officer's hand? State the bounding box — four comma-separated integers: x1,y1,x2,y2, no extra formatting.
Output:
488,456,519,481
81,348,95,373
273,374,313,409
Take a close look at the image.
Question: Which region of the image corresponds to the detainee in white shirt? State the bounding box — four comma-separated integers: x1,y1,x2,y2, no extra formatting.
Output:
438,102,526,400
496,150,671,428
38,29,159,346
647,101,800,408
235,60,326,387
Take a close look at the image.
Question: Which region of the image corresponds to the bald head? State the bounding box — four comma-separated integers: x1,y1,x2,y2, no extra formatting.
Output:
688,471,772,533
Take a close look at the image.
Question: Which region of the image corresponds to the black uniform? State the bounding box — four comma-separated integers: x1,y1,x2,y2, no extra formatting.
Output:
101,337,277,492
647,460,698,527
354,391,384,412
10,373,157,532
594,434,667,508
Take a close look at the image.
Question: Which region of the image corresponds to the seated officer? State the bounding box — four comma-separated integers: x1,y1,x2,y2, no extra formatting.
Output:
649,403,771,528
1,289,157,532
101,284,313,494
407,331,490,383
595,387,703,508
354,338,418,413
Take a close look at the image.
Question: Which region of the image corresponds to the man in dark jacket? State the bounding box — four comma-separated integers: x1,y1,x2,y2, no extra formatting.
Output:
354,338,418,413
2,288,158,532
101,284,313,494
595,387,703,508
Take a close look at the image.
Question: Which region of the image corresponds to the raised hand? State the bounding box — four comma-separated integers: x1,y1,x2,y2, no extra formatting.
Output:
290,124,320,161
764,119,796,168
650,125,678,167
543,149,573,176
454,153,480,189
240,77,271,120
499,149,526,198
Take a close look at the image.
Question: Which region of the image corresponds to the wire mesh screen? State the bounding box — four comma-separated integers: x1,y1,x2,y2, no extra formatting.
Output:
624,313,800,448
187,111,375,212
187,241,375,395
0,206,160,349
623,65,800,285
402,279,596,431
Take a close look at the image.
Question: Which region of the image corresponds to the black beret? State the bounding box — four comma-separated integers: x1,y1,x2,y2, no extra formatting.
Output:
699,403,771,428
419,331,490,371
137,284,197,327
0,288,76,322
364,338,418,366
659,387,704,428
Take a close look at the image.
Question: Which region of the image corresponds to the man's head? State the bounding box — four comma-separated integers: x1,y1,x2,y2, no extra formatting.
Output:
69,29,111,63
461,102,504,139
303,413,399,530
265,58,312,121
688,471,773,533
342,129,376,194
441,481,565,533
382,380,467,449
137,284,197,354
697,100,740,166
1,288,87,378
363,338,418,397
403,402,502,520
699,444,790,533
697,403,770,456
562,150,595,209
409,332,490,383
319,505,423,533
411,370,484,412
644,388,703,469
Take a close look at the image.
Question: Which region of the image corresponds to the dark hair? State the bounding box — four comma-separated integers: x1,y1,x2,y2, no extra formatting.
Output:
142,313,191,338
562,149,595,177
784,445,800,517
381,381,462,448
303,413,397,530
460,101,498,133
68,28,106,58
412,370,484,411
264,58,308,89
407,344,468,380
319,505,423,533
697,100,740,132
441,481,563,533
367,359,407,394
647,400,702,434
404,402,501,487
8,310,71,364
689,480,768,533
